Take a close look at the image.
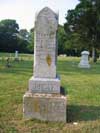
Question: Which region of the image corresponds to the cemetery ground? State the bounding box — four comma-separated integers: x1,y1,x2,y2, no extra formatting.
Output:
0,53,100,133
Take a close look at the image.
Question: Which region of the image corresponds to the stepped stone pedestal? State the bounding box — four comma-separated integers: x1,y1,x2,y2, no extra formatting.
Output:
23,92,66,122
29,76,60,94
23,7,67,122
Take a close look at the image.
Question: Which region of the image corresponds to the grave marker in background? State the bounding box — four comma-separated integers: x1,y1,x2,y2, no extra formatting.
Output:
78,51,90,68
15,50,19,61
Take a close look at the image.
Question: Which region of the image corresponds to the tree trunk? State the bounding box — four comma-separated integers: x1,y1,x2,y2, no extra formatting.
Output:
92,47,97,62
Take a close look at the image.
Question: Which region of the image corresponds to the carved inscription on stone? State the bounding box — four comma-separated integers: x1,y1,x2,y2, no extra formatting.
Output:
34,7,58,78
23,7,66,122
29,77,60,93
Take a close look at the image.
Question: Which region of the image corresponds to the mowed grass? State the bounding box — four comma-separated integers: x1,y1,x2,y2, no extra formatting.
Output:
0,53,100,133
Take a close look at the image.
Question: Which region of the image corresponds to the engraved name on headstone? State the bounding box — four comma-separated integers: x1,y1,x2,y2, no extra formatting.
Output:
23,7,66,122
28,7,60,94
34,7,58,79
29,77,60,93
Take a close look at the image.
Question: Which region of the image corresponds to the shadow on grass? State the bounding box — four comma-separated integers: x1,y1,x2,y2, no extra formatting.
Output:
67,105,100,123
60,86,68,95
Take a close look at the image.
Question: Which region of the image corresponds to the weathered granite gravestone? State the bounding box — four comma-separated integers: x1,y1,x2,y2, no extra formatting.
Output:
78,51,90,68
23,7,66,122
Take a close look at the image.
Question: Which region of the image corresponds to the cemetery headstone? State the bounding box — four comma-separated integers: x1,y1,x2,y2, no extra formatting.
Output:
15,50,19,61
78,51,90,68
23,7,67,122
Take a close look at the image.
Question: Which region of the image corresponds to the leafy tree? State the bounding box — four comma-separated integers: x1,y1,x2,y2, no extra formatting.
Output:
17,29,30,53
57,25,67,55
0,19,32,53
0,19,19,52
0,19,19,33
27,28,34,53
57,25,81,56
64,0,100,62
19,29,29,41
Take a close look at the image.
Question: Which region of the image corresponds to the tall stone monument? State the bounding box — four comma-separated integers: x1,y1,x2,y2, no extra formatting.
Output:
23,7,66,122
78,51,90,68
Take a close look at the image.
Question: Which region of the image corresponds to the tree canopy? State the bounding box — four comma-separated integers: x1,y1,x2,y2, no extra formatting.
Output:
64,0,100,60
0,19,33,53
0,2,100,59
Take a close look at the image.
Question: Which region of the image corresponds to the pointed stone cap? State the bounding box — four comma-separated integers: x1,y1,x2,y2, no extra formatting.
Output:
81,51,89,55
35,7,58,21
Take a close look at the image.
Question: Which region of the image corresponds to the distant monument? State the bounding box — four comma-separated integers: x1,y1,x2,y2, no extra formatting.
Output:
78,51,90,68
15,50,19,61
23,7,66,122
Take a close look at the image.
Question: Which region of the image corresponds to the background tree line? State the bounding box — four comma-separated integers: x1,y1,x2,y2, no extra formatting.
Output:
0,0,100,62
0,19,34,53
64,0,100,61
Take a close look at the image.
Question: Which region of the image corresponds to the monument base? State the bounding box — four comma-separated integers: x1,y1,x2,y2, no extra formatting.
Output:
78,63,90,68
23,92,66,122
29,76,60,93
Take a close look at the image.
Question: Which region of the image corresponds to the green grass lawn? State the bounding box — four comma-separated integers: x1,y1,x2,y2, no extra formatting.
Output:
0,53,100,133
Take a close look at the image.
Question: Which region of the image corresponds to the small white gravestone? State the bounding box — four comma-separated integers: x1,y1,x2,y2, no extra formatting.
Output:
78,51,90,68
15,51,19,60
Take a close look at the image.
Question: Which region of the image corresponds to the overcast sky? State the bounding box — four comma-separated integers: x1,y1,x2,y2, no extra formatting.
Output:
0,0,79,31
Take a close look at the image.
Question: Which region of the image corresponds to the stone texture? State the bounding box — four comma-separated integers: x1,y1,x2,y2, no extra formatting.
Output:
29,76,60,93
34,7,58,79
23,92,66,122
23,7,67,122
78,51,90,68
